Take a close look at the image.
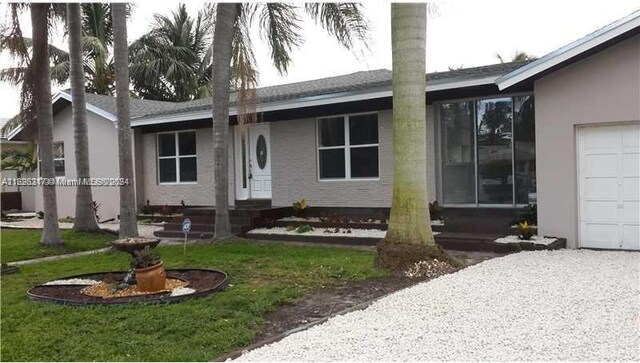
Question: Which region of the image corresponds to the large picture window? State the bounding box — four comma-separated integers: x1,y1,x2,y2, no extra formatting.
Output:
157,131,197,183
439,95,536,206
317,113,379,180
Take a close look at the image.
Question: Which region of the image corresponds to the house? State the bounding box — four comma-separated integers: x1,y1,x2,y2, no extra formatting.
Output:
7,10,639,250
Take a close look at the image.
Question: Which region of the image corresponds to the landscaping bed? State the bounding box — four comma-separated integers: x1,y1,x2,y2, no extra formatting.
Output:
28,269,228,305
265,216,444,232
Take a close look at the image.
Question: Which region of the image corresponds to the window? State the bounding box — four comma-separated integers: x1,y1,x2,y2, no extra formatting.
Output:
317,113,379,180
439,95,536,206
38,141,65,177
157,131,197,183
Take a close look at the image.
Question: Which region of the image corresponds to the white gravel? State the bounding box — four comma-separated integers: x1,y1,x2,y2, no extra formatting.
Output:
495,235,558,245
238,250,640,361
43,278,100,286
248,227,388,238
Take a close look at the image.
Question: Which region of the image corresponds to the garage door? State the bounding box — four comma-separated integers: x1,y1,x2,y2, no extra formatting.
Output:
578,123,640,250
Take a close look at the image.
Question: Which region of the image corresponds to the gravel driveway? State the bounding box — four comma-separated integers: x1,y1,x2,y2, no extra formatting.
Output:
238,250,639,361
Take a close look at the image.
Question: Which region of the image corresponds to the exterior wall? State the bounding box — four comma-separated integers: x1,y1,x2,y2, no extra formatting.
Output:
139,127,235,206
271,107,438,207
34,107,120,220
534,35,640,248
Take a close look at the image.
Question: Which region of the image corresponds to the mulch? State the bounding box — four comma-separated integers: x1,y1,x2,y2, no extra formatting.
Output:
27,269,227,306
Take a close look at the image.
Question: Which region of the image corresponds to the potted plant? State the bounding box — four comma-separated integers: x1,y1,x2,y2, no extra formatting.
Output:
131,246,166,292
292,198,309,218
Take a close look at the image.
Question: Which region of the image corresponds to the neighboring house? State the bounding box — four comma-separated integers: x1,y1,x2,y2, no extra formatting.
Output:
8,10,639,250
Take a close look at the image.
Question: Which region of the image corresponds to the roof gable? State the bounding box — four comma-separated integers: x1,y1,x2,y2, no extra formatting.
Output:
497,10,640,90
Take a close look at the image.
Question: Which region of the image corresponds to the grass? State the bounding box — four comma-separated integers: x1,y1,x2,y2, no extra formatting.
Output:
1,229,116,263
0,239,384,361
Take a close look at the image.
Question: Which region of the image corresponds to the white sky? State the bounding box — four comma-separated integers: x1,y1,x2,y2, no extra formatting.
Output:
0,0,638,119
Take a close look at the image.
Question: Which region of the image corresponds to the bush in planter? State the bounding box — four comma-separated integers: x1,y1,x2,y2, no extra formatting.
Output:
517,221,535,240
429,201,443,221
131,247,166,292
518,203,537,225
292,198,309,217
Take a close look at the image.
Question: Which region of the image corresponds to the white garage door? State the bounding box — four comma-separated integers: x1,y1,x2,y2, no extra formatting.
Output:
578,123,640,250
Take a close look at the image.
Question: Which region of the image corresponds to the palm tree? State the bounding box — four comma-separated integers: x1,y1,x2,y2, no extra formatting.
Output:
112,3,138,238
496,50,536,63
129,4,214,102
1,145,38,179
211,3,370,239
0,4,117,97
376,3,454,272
30,4,62,246
67,3,100,232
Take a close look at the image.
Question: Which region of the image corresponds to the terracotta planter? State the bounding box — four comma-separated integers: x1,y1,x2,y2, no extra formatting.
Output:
135,262,166,292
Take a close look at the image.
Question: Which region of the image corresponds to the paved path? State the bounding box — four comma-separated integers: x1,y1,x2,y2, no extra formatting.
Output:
238,250,640,361
1,218,162,238
7,247,111,266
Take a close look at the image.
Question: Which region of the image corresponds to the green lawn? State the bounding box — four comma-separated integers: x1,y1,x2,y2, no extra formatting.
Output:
1,240,384,361
1,229,115,263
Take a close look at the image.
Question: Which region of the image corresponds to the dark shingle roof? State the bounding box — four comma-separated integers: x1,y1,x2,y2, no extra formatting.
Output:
76,61,533,120
82,93,181,118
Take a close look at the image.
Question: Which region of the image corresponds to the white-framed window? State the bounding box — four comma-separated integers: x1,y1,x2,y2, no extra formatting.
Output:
38,141,65,177
157,131,197,184
317,113,379,180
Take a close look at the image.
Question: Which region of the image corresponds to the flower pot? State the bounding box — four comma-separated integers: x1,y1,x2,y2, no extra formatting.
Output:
135,262,166,292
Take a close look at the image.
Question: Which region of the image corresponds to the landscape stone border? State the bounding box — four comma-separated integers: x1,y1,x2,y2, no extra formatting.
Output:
27,268,228,306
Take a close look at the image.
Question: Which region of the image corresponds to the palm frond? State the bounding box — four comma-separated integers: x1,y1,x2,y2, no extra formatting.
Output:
256,3,302,75
305,3,370,51
233,4,259,125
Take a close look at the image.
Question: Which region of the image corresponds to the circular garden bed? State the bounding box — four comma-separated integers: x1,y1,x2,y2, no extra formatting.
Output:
27,268,227,306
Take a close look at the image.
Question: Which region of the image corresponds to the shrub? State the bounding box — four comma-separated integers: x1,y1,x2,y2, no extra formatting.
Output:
131,246,162,269
518,203,537,225
295,224,313,234
292,198,309,217
429,201,443,221
518,221,535,240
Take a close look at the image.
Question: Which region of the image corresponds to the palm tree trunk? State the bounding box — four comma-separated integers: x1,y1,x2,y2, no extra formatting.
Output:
32,4,62,246
68,3,100,232
112,3,138,238
211,3,238,240
377,3,454,272
385,3,432,245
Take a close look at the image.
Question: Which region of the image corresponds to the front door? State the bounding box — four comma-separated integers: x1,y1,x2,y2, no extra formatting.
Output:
248,123,272,199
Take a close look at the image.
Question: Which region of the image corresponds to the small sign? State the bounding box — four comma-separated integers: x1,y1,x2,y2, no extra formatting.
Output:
182,218,192,233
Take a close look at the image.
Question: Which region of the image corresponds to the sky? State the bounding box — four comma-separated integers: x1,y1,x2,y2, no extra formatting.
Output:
0,0,638,120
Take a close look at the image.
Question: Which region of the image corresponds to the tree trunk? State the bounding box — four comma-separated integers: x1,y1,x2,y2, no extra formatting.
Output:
377,3,455,272
68,3,100,232
211,3,238,240
112,3,138,238
32,4,62,246
385,3,433,245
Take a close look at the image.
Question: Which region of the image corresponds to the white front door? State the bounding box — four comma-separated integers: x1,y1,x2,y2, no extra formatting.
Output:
248,123,272,199
578,123,640,250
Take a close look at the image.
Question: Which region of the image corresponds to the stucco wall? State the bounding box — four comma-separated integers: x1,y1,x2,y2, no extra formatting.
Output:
271,107,438,207
34,107,120,220
139,127,235,207
534,35,640,248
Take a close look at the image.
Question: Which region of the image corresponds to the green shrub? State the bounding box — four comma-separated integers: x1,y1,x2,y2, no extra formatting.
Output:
518,221,535,240
429,201,443,221
295,224,313,234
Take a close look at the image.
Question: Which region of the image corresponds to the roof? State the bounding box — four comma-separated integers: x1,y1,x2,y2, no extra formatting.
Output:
133,61,530,122
80,92,180,120
6,60,531,138
497,10,640,90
